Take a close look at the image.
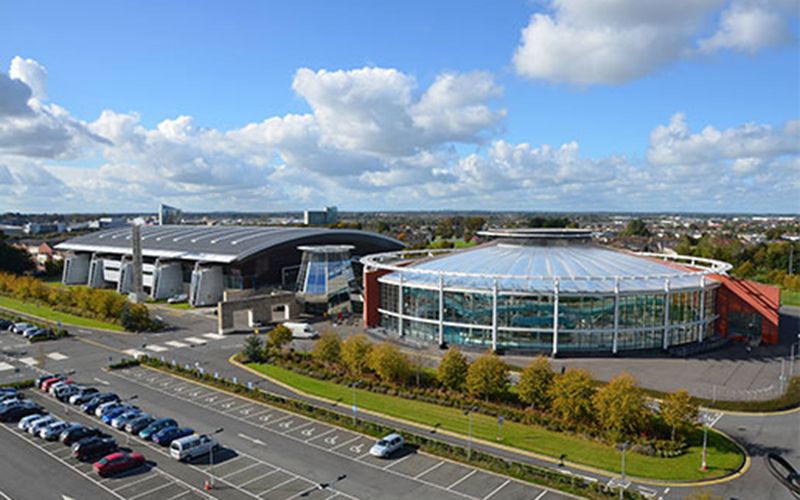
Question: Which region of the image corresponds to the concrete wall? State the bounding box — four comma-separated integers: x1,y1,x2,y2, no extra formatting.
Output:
190,265,224,307
62,254,90,285
217,292,300,334
152,261,183,300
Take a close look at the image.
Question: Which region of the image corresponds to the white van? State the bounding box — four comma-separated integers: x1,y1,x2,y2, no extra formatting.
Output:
283,322,319,339
170,434,219,461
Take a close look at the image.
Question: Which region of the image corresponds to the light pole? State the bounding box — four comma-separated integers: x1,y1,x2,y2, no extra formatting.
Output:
619,440,629,500
464,406,477,460
123,395,138,446
700,415,709,471
208,427,224,488
350,382,358,426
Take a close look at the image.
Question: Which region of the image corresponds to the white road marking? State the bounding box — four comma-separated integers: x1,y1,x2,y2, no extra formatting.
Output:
184,337,206,345
164,341,189,348
0,362,15,371
203,333,226,340
123,349,146,358
482,479,510,500
447,469,477,490
127,481,172,500
257,477,302,497
534,490,547,500
414,460,444,479
145,345,169,352
237,432,266,446
237,469,278,488
46,352,68,360
19,357,38,366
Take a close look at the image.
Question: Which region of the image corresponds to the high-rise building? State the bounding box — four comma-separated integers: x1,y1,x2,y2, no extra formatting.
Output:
303,206,338,226
158,203,183,225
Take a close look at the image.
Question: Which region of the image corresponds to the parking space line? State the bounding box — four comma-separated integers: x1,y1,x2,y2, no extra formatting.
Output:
262,414,292,427
257,476,302,497
447,469,477,490
110,474,156,491
128,481,172,500
414,461,444,479
165,490,192,500
482,479,510,500
383,454,413,470
238,469,278,488
309,428,336,442
330,436,362,451
286,421,314,434
534,490,547,500
219,461,260,479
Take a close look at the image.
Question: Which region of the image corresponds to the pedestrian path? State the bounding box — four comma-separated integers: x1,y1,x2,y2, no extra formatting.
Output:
122,333,228,360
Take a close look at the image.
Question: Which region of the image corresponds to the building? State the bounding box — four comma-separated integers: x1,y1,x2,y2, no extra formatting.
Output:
24,221,66,235
158,204,183,225
362,228,780,355
295,245,358,315
304,206,338,226
16,241,62,272
56,225,402,307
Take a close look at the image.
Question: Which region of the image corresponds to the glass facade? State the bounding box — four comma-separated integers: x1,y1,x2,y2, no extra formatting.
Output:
377,281,718,353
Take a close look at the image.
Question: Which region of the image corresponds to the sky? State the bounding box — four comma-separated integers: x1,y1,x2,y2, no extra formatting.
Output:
0,0,798,214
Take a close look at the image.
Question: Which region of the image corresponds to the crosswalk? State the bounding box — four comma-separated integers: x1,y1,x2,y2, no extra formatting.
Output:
123,333,228,359
46,352,69,361
0,361,15,371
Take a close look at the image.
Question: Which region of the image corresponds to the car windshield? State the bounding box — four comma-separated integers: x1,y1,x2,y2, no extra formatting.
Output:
98,457,109,465
377,440,388,446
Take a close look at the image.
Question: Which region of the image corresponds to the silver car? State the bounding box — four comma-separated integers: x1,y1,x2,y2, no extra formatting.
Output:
28,415,58,435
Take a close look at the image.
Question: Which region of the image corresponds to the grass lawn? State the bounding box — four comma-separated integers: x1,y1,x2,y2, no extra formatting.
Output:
781,289,800,307
249,363,744,481
166,303,191,310
0,295,125,332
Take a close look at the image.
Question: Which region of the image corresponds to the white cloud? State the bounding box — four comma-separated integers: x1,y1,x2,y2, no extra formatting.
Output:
9,56,48,101
513,0,797,85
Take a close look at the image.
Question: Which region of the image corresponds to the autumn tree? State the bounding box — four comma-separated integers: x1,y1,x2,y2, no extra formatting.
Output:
466,350,509,401
661,389,699,441
341,334,373,375
437,347,469,391
368,342,411,385
591,373,648,439
549,369,595,426
517,356,554,410
312,330,342,366
267,324,293,353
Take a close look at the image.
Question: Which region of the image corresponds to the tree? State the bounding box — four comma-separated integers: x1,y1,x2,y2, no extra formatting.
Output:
466,350,509,401
312,331,341,366
517,356,554,410
242,334,265,363
437,347,469,391
120,302,157,332
621,219,651,237
368,342,411,385
661,389,699,441
0,234,34,275
549,369,595,426
267,324,293,353
591,373,648,439
341,334,373,375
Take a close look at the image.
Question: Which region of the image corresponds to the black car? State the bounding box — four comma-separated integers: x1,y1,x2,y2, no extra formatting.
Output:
125,415,155,434
60,426,105,446
0,402,40,422
80,393,119,414
72,437,117,461
0,319,12,331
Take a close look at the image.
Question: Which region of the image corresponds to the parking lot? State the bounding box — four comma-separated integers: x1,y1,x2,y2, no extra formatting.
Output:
116,365,568,500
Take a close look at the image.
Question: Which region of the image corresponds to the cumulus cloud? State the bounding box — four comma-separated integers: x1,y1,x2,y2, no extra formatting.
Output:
513,0,797,85
9,56,48,101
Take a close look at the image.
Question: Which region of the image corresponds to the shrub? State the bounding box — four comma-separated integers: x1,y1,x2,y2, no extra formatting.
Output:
120,302,160,332
341,334,373,375
466,350,509,401
242,334,266,363
437,347,469,391
313,330,342,366
367,342,411,385
592,373,648,439
549,369,595,427
267,324,294,354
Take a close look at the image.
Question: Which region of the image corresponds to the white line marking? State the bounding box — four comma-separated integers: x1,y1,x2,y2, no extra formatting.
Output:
219,461,259,479
128,481,172,500
164,341,189,348
203,333,226,340
415,460,444,479
483,479,510,500
93,378,110,385
46,352,68,360
0,362,15,371
237,432,266,446
237,469,278,487
257,477,302,497
447,469,477,490
18,357,38,366
383,453,413,470
123,349,146,359
145,345,168,352
184,337,206,345
111,474,157,492
534,490,547,500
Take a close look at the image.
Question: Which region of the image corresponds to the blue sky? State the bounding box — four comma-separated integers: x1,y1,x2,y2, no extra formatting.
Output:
0,0,798,213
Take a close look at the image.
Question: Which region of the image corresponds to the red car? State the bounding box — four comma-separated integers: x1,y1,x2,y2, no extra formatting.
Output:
40,376,64,392
93,452,145,477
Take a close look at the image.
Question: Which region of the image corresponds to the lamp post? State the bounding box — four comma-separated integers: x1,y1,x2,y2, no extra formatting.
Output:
701,415,709,472
464,406,477,460
208,427,224,488
123,395,138,446
619,440,630,500
350,382,359,426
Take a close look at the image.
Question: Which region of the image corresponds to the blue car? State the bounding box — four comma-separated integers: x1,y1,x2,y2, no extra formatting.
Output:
111,410,145,430
139,418,177,441
80,393,119,414
152,426,193,446
101,405,137,425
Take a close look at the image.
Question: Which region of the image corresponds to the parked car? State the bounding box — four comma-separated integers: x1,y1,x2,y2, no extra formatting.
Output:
0,393,21,404
0,319,13,330
0,387,17,396
21,326,42,338
0,401,40,422
18,413,46,431
60,426,105,446
369,433,404,458
35,374,56,389
56,384,81,402
41,421,73,440
139,418,177,441
26,329,52,341
81,393,119,414
28,415,58,435
170,434,219,461
69,387,99,405
12,322,33,334
56,423,84,443
101,404,137,425
41,376,67,393
72,437,117,461
283,322,319,339
111,410,145,430
93,451,145,477
125,415,155,435
49,380,73,396
152,427,193,446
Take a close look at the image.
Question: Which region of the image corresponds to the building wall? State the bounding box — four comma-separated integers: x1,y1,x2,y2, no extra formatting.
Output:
363,268,393,327
715,276,780,344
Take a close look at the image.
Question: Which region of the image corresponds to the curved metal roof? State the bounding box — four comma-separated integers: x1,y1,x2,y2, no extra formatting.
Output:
56,225,402,264
368,243,730,294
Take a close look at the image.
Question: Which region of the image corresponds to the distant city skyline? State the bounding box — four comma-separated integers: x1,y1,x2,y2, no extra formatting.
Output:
0,0,798,214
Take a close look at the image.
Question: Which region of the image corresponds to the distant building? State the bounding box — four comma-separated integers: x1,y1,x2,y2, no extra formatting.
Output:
158,203,183,226
23,222,66,235
15,240,62,272
0,224,24,236
304,206,338,226
88,217,127,230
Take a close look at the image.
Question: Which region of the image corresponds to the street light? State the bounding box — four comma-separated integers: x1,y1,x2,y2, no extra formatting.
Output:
350,382,359,426
208,427,224,488
701,414,709,472
619,440,630,500
123,395,138,446
463,406,478,460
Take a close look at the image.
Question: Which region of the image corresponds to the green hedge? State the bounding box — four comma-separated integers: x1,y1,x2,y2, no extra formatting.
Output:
0,379,35,390
138,355,643,500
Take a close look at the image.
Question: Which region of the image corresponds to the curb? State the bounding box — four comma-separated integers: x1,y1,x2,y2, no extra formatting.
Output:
229,355,750,487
